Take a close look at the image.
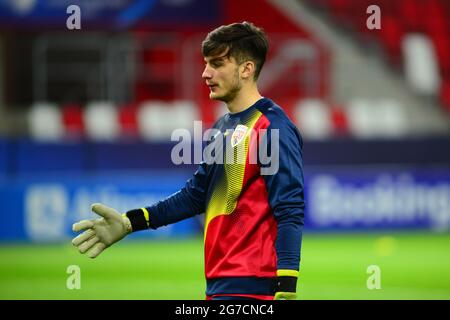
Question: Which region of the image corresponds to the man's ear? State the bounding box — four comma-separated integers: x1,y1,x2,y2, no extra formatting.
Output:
240,61,256,80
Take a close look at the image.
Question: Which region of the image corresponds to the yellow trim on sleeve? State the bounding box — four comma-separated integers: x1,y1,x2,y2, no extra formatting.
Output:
141,207,150,226
277,269,299,277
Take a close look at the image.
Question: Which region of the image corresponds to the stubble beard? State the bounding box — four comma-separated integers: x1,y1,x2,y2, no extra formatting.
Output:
211,68,242,103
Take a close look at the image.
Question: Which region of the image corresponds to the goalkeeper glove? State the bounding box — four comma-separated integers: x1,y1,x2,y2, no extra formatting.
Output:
71,203,132,258
274,269,299,300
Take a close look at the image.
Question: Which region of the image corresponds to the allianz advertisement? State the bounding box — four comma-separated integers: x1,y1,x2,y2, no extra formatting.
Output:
1,168,450,241
0,172,200,242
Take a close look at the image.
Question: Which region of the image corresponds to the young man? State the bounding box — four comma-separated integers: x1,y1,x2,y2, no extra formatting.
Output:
72,22,305,300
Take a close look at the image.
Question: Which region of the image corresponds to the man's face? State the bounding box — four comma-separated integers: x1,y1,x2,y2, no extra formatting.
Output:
202,52,242,103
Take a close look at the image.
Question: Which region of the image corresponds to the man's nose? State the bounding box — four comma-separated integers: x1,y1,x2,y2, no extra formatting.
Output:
202,65,212,79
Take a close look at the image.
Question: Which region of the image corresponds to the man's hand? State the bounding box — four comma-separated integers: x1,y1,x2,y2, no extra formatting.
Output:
72,203,132,258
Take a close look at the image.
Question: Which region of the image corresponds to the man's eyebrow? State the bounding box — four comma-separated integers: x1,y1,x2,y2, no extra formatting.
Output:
205,53,229,63
210,58,225,63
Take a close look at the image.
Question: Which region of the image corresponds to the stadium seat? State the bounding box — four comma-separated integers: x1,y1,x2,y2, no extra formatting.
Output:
346,99,409,138
137,100,201,141
399,0,424,32
376,99,410,137
137,101,173,141
402,34,441,95
118,103,139,138
28,102,64,141
83,102,120,141
294,99,333,140
431,34,450,77
172,100,201,132
440,80,450,112
330,105,349,136
62,104,84,139
378,15,404,64
329,0,352,23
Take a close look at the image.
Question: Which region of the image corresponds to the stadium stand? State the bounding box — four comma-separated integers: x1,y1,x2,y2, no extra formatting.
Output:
1,0,450,143
305,0,450,112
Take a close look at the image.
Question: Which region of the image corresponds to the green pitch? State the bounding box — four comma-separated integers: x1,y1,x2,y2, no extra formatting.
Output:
0,231,449,300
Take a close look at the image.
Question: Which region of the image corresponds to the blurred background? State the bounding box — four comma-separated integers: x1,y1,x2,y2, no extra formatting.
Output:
0,0,450,299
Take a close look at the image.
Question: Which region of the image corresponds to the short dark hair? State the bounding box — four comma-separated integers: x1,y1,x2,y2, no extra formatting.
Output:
201,21,269,80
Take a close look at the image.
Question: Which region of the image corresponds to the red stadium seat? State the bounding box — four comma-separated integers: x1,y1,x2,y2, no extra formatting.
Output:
329,0,352,22
398,0,424,32
62,104,84,138
431,34,450,76
423,0,448,36
378,15,404,64
118,104,139,137
440,79,450,112
330,105,349,136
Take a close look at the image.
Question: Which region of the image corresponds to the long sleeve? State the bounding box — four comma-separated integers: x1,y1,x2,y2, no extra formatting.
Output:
261,118,305,271
125,119,224,232
146,161,209,228
125,161,209,231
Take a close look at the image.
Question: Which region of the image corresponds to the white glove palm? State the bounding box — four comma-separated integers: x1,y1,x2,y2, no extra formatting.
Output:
72,203,132,258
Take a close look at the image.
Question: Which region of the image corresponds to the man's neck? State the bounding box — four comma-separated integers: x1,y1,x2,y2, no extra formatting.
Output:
226,87,262,114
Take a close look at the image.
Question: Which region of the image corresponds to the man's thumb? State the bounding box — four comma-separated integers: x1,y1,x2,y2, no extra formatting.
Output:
91,203,117,219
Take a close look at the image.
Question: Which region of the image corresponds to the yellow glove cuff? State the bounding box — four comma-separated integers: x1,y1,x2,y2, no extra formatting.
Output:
274,292,297,300
277,269,299,277
274,269,299,300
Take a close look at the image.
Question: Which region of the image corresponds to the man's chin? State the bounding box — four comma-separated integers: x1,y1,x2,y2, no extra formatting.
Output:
209,93,224,101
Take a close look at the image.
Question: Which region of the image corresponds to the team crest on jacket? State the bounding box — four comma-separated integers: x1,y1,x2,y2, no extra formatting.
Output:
231,124,248,147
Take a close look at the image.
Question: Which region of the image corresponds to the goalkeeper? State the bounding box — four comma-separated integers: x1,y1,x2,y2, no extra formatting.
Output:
72,22,305,300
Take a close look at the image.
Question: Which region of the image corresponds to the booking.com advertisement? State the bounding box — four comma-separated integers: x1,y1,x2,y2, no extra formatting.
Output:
1,166,449,241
